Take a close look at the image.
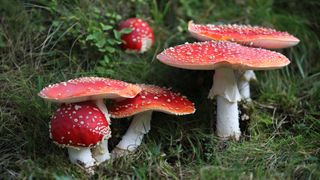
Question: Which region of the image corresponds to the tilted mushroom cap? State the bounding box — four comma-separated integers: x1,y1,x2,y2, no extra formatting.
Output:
107,84,195,118
157,41,290,70
38,77,142,103
50,101,111,148
188,21,300,49
119,18,155,53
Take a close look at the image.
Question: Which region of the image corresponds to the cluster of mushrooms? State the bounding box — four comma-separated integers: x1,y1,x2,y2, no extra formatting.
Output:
39,77,195,172
158,21,300,140
38,18,299,172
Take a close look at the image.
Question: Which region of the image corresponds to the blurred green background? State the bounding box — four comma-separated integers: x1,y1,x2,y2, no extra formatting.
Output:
0,0,319,179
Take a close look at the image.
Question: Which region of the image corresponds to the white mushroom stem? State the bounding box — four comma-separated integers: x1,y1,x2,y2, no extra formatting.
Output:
68,147,95,168
116,111,152,151
216,96,240,140
95,99,111,124
91,99,111,163
92,138,110,164
140,37,153,53
209,68,241,140
235,70,257,102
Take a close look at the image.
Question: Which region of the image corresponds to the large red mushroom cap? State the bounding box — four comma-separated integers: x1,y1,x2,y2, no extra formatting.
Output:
50,101,111,148
188,21,300,49
119,18,155,53
38,77,142,103
107,84,195,118
157,41,290,70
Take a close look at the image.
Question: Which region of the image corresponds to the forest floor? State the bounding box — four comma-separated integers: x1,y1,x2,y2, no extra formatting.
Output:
0,0,319,179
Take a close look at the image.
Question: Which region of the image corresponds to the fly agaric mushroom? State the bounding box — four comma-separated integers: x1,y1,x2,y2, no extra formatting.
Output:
157,41,290,140
119,18,155,53
50,101,111,168
107,84,195,157
39,77,141,167
188,21,299,101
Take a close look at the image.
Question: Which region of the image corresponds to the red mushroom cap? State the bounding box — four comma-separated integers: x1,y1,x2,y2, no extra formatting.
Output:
38,77,142,103
107,84,195,118
157,41,290,70
50,101,111,148
119,18,155,53
188,21,300,49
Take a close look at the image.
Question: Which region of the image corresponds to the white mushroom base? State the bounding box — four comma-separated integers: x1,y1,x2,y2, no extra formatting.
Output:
91,100,111,163
74,99,112,165
112,111,152,157
92,139,110,164
140,37,153,53
68,147,95,168
209,68,242,140
216,96,240,140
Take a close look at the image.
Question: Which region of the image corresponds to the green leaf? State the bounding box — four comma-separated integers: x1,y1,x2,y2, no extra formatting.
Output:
85,34,95,41
103,55,110,63
105,46,116,53
95,38,106,48
105,69,115,75
120,28,133,34
113,30,121,39
107,39,119,45
100,23,113,31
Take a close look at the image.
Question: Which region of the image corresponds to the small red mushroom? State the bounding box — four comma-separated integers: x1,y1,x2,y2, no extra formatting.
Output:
157,41,290,140
50,101,111,168
107,84,195,157
118,18,155,53
39,77,141,168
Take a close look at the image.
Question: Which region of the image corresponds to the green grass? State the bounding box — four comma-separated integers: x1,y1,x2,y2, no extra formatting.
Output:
1,0,320,179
